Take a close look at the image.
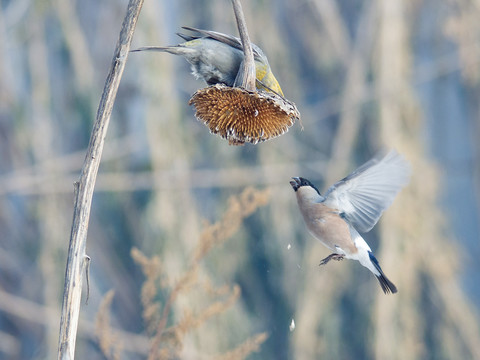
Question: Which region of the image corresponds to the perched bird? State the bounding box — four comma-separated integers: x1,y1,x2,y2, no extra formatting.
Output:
131,26,284,96
290,150,411,294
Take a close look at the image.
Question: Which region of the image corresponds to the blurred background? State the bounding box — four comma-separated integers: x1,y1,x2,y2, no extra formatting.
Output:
1,0,480,358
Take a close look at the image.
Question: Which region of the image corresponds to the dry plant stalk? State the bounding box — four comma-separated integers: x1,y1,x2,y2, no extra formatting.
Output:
194,187,270,262
95,290,123,360
57,0,144,359
130,248,163,334
213,332,269,360
231,0,256,91
173,285,241,336
122,187,270,360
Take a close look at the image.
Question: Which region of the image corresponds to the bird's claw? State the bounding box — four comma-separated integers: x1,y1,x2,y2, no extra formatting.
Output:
319,253,344,266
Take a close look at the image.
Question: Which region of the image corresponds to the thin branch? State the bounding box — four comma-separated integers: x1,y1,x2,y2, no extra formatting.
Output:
56,1,144,359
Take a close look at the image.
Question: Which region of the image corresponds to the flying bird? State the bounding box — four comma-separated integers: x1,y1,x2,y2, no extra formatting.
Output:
290,150,411,294
132,26,284,95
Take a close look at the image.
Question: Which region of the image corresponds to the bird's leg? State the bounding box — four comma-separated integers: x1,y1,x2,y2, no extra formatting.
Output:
319,253,345,266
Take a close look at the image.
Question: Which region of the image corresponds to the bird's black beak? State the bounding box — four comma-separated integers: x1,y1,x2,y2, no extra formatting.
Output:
290,177,301,191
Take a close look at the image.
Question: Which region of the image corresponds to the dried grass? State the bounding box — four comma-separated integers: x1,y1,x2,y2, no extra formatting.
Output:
194,187,270,262
95,290,123,360
213,332,269,360
96,187,270,359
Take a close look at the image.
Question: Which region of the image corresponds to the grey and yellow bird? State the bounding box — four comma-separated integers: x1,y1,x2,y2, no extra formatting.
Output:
290,150,411,294
131,26,284,96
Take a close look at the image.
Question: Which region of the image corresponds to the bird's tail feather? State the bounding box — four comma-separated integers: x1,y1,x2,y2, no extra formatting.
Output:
130,46,187,55
369,252,398,294
375,273,398,294
177,32,196,42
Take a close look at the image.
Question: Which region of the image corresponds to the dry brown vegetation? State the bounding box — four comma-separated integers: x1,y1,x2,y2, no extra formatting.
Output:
95,188,270,359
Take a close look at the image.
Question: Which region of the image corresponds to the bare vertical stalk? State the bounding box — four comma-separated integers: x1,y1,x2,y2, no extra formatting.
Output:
231,0,256,91
57,0,144,359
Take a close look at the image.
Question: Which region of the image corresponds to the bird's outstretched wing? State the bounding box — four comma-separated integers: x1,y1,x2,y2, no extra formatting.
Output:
323,150,411,233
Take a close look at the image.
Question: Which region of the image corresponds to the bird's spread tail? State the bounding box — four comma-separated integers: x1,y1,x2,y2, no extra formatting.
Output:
368,252,398,294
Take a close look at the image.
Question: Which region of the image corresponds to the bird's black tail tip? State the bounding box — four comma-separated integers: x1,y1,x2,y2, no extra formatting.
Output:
369,251,398,294
375,273,398,294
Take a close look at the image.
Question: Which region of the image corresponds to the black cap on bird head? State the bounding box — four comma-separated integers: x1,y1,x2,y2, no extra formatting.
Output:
289,177,321,195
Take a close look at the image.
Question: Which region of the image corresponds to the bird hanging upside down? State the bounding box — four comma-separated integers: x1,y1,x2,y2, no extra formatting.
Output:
131,26,284,96
290,150,411,294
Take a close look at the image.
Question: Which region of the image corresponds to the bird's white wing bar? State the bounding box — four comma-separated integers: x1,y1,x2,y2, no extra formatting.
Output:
323,150,411,232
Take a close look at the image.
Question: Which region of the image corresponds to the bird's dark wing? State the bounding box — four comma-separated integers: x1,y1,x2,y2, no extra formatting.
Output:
323,150,411,232
180,26,262,59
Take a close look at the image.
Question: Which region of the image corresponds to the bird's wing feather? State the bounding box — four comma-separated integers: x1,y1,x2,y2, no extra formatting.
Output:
181,26,262,59
323,150,411,232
